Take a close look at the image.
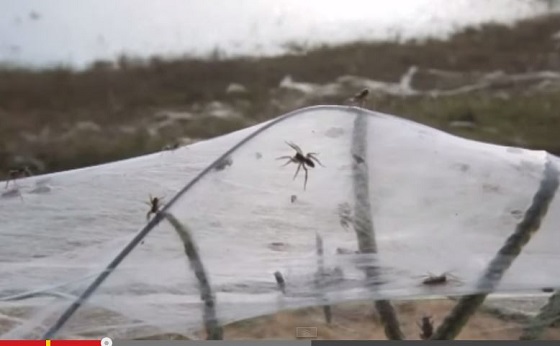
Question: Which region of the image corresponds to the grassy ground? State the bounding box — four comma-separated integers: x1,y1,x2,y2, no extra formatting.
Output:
1,14,560,178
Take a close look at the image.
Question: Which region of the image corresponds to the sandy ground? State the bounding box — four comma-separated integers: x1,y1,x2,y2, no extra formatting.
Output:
184,299,560,340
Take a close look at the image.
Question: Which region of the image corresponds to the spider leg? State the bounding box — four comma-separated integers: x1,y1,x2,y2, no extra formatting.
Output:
277,156,295,167
6,179,19,190
146,211,152,221
279,158,295,167
302,165,309,190
293,163,302,180
447,273,462,283
285,141,303,155
307,153,325,167
447,272,458,279
5,171,18,189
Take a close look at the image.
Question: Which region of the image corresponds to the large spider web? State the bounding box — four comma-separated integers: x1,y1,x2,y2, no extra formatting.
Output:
0,105,559,340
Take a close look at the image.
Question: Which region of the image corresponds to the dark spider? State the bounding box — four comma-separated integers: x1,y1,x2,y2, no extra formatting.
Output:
145,194,164,221
277,141,324,190
420,272,461,286
349,88,370,107
417,315,434,339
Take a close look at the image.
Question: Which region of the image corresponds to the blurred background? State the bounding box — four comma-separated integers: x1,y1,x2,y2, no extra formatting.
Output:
1,0,560,179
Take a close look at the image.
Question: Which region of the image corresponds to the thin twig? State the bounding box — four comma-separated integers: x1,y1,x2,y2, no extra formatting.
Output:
431,159,559,340
162,212,223,340
351,112,404,340
315,233,333,324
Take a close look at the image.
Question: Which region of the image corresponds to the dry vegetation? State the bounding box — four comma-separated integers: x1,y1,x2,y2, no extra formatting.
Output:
1,14,560,178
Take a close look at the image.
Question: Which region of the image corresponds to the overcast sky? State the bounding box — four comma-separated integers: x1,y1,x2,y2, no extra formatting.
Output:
0,0,554,68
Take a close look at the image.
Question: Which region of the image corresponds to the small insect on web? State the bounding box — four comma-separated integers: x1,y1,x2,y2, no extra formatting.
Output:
348,88,370,107
417,315,435,339
145,194,164,221
277,141,324,190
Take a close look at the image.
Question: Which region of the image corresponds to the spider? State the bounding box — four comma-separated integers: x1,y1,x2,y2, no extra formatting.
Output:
419,272,461,286
277,141,324,190
417,315,434,340
348,88,370,107
5,166,33,189
145,194,164,221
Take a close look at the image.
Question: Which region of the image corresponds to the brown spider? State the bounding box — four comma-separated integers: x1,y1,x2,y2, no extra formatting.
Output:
417,315,434,339
277,141,324,190
348,88,370,107
145,194,164,221
420,272,461,286
5,166,33,189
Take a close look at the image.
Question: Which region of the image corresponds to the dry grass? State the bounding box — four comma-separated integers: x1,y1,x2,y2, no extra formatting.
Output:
1,14,560,177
